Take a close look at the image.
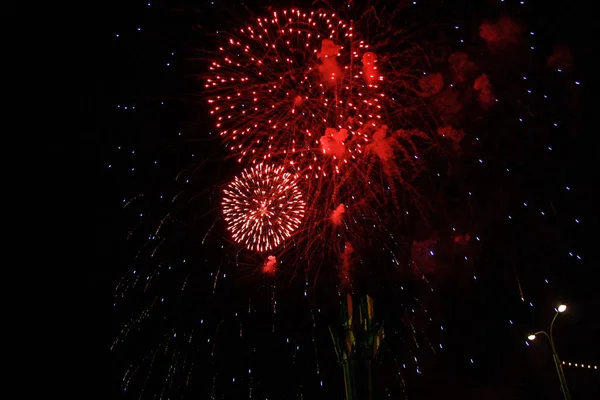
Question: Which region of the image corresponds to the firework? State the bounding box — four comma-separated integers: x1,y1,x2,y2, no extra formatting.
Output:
205,9,385,177
222,163,306,252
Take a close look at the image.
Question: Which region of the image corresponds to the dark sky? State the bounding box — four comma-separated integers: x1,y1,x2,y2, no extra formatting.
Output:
92,1,597,399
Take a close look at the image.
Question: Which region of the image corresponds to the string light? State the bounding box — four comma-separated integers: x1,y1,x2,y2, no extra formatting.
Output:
562,361,598,370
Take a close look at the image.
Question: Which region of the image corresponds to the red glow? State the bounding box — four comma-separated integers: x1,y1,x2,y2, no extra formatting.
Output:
263,255,277,273
474,74,495,109
479,17,521,51
418,73,444,97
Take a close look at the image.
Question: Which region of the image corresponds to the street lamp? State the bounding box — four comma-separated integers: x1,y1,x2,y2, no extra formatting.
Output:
527,304,571,400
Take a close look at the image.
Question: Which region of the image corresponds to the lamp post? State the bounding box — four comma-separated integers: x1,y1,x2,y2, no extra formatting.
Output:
527,304,572,400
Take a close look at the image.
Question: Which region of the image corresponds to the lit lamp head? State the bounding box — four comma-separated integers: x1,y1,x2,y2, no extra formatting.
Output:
527,334,536,340
558,304,567,313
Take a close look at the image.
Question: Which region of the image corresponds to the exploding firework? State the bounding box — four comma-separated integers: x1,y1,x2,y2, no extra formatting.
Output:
205,9,386,177
222,163,306,252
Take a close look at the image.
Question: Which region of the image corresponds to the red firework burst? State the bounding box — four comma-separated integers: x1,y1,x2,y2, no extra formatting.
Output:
205,9,386,177
222,163,306,252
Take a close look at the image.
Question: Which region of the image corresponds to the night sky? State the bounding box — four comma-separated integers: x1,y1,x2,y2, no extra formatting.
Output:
93,1,597,399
